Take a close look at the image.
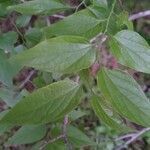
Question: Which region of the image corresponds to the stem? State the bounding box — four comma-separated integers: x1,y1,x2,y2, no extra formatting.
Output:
39,115,72,150
129,10,150,20
75,0,86,12
104,0,117,34
116,128,150,150
125,128,150,145
115,133,135,141
62,115,73,150
46,17,51,26
19,70,35,90
52,14,65,19
11,20,28,48
39,135,64,150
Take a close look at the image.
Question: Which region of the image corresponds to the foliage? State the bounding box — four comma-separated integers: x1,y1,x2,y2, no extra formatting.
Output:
0,0,150,149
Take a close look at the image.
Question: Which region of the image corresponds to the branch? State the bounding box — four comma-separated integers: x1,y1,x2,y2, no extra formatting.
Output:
46,17,51,26
19,70,35,90
11,20,28,48
40,115,72,150
52,14,65,19
115,133,135,141
75,0,86,12
62,115,73,150
39,135,64,150
116,128,150,150
129,10,150,20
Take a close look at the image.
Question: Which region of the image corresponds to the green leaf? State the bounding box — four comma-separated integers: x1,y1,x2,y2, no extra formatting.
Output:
9,36,96,74
87,5,108,19
109,30,150,73
33,75,46,88
0,79,82,125
0,88,29,107
13,45,25,54
67,125,95,147
51,125,95,148
79,69,93,90
46,141,66,150
25,28,42,47
69,109,86,121
42,8,104,39
0,110,12,135
98,68,150,127
16,15,31,27
7,0,69,15
116,11,133,30
0,31,18,52
91,95,128,132
0,1,12,17
0,88,17,106
0,52,17,86
6,125,46,145
91,0,108,8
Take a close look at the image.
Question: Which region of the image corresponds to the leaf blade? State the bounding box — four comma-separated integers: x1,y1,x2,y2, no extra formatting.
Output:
98,68,150,127
42,8,104,39
7,0,69,15
6,125,47,145
9,36,96,74
109,30,150,73
91,95,128,132
0,79,82,125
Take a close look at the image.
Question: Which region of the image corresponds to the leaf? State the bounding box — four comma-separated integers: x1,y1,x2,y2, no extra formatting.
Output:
7,0,69,15
42,8,105,39
91,0,108,8
116,11,133,30
67,126,95,147
25,28,42,47
51,125,95,148
46,141,66,150
87,5,108,19
0,88,29,107
69,109,86,121
0,31,18,52
33,75,46,88
0,110,12,135
109,30,150,73
0,88,17,106
13,45,25,54
98,68,150,127
79,69,93,90
6,125,46,145
0,1,12,17
91,95,129,132
0,52,17,86
16,15,31,27
9,36,96,74
0,79,82,125
0,123,11,135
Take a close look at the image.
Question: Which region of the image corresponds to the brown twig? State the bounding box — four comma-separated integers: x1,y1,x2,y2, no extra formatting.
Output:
62,115,73,150
19,70,35,90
